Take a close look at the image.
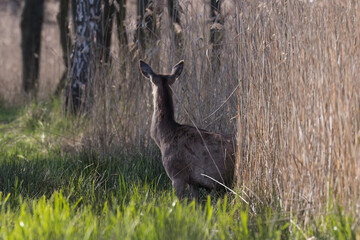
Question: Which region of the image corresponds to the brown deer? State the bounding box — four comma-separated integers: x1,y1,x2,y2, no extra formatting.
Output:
139,60,235,199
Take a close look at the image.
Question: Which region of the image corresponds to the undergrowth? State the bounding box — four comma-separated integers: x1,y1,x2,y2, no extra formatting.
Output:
0,99,358,239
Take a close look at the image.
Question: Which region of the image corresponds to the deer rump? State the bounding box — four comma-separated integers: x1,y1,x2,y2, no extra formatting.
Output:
161,125,234,192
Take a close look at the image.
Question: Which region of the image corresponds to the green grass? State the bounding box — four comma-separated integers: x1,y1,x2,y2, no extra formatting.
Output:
0,100,358,239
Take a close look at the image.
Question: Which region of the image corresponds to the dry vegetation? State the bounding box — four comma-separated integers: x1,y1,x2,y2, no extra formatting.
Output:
1,0,359,221
235,0,360,218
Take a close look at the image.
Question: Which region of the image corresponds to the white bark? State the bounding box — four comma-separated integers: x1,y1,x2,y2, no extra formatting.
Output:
65,0,101,112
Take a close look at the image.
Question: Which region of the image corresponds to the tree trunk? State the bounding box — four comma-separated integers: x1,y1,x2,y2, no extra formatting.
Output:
115,0,128,47
209,0,224,72
55,0,71,96
134,0,159,52
64,0,101,113
114,0,129,75
100,0,128,63
167,0,183,58
100,0,115,63
21,0,45,98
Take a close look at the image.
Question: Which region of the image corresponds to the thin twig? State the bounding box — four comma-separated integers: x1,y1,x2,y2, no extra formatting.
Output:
201,173,249,205
202,83,239,122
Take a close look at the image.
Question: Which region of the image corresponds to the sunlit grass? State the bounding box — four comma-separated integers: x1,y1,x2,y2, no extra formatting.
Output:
0,192,281,240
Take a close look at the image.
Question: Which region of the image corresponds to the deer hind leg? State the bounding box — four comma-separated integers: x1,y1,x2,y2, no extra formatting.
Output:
189,184,199,202
172,178,186,199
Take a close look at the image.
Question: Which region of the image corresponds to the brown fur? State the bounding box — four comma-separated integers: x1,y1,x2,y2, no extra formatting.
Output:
139,60,235,199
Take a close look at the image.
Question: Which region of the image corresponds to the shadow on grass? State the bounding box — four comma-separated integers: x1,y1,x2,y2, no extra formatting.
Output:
0,149,171,209
0,103,22,124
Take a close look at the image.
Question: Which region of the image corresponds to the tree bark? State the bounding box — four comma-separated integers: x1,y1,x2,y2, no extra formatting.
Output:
114,0,129,75
21,0,45,98
115,0,128,47
167,0,183,58
134,0,159,51
100,0,128,63
100,0,115,63
64,0,101,113
55,0,71,96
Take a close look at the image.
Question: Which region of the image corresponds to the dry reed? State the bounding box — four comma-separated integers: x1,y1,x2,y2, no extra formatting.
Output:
235,0,360,219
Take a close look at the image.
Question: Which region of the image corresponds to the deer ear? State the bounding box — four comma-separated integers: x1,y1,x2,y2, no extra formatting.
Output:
169,60,184,83
139,60,154,79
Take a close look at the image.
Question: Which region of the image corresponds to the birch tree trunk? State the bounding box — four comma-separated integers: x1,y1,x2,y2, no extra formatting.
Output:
65,0,101,113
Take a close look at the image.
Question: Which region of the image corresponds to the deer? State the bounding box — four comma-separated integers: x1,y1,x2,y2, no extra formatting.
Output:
139,60,235,200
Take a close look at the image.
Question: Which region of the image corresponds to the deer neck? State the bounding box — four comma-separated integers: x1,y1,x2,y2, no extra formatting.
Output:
150,83,178,147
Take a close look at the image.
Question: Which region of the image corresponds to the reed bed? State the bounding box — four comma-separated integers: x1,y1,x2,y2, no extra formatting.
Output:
235,0,360,218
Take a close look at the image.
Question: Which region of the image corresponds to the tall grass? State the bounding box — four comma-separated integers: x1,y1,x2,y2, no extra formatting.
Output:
235,0,360,218
1,190,295,239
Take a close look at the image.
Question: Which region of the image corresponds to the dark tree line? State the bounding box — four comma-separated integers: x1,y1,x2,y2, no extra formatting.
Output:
21,0,45,98
20,0,224,112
